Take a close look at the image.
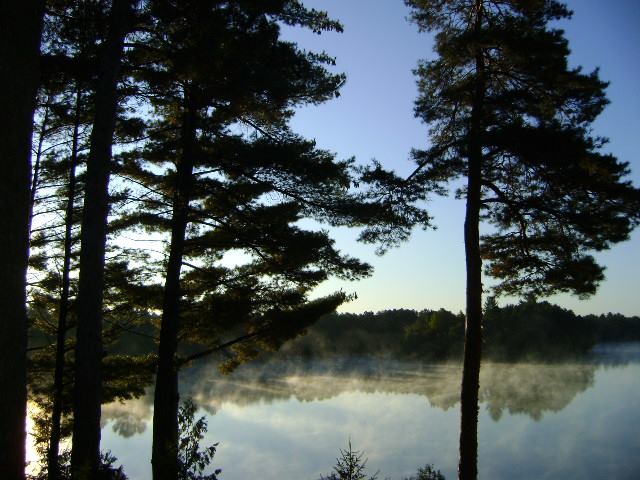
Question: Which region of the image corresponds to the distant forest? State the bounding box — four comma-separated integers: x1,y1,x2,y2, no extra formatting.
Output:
32,299,640,365
271,300,640,362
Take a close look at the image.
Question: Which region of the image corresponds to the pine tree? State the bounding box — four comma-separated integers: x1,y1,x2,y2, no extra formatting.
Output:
27,4,153,476
26,69,156,476
117,3,376,478
404,1,640,478
70,0,137,477
319,440,378,480
30,83,86,480
33,10,103,470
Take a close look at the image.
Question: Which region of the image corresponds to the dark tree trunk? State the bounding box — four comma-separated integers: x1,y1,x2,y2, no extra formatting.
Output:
152,97,197,480
0,3,44,479
458,136,483,480
458,3,485,480
48,86,82,480
71,1,132,478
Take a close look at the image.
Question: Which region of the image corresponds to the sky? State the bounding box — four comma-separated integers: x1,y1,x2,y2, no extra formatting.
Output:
280,0,640,316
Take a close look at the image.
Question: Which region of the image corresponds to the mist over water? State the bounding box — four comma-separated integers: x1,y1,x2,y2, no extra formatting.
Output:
97,344,640,480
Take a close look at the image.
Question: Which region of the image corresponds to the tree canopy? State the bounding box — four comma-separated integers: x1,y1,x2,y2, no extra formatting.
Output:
404,1,640,478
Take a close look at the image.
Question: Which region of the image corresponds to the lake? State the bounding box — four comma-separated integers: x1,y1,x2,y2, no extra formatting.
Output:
71,344,640,479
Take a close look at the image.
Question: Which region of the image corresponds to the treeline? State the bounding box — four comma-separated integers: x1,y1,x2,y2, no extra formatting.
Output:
5,2,424,479
276,301,640,361
3,2,640,480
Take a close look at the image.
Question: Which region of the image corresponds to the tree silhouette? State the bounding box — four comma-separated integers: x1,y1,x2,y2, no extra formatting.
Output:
29,82,86,480
404,1,640,478
177,400,221,480
70,0,138,476
0,3,45,478
116,2,390,479
31,8,100,471
28,3,157,475
18,1,423,477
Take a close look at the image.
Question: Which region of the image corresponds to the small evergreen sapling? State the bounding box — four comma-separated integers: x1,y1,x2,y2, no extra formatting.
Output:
319,440,379,480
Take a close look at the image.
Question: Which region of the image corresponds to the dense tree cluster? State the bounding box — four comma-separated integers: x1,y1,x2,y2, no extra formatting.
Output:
1,1,638,480
274,301,640,362
3,1,424,479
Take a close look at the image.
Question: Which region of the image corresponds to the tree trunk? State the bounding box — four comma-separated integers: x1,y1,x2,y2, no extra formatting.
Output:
152,96,197,480
458,135,483,480
71,1,132,478
0,3,44,479
458,2,485,480
48,86,82,480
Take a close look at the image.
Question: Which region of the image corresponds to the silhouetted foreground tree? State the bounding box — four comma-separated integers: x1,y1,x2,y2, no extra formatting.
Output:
177,400,221,480
404,1,640,478
0,3,45,479
113,2,416,479
27,450,128,480
71,0,138,476
30,16,97,471
21,1,420,477
32,2,154,475
119,2,357,479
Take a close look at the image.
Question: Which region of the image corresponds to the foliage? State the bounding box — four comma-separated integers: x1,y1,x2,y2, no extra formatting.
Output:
404,309,464,359
27,450,128,480
114,0,384,376
483,300,592,359
404,464,445,480
403,1,640,474
318,443,445,480
177,399,221,480
319,440,378,480
276,301,640,362
403,0,640,298
28,1,427,477
27,352,155,461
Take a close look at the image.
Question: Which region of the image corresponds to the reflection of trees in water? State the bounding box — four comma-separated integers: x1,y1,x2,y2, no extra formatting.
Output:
591,342,640,366
185,361,464,413
183,359,597,421
479,363,596,421
101,397,151,438
101,358,601,438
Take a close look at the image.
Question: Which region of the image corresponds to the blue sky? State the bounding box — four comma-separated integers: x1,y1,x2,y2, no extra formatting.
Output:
281,0,640,316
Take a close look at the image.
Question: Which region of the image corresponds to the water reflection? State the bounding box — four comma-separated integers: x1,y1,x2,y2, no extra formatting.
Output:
102,354,621,433
101,400,149,438
98,345,640,479
480,363,595,421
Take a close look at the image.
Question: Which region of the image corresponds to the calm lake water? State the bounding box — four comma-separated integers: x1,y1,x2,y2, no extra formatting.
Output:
56,344,640,479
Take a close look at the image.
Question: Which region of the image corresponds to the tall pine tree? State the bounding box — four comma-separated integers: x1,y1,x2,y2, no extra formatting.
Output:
119,2,375,478
69,0,138,477
405,1,640,478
